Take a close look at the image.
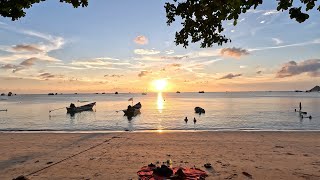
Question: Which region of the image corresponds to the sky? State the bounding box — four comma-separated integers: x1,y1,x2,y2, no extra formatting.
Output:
0,0,319,93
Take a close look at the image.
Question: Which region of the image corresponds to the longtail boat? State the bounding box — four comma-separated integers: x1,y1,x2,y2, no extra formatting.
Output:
123,102,141,119
67,102,96,114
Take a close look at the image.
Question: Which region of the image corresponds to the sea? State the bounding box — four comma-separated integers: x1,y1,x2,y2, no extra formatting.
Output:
0,92,319,132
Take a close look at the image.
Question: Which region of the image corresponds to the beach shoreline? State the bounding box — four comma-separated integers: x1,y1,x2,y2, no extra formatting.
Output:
2,129,320,133
1,131,320,179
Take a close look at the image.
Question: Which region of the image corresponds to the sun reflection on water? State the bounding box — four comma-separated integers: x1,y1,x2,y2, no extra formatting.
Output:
157,92,164,113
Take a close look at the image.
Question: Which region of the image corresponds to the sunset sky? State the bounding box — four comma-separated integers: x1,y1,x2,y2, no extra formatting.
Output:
0,1,319,93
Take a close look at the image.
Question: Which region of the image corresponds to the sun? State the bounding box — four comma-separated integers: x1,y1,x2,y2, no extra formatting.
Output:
154,79,167,92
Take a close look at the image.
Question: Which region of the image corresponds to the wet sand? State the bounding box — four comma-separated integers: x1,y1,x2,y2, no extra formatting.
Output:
0,131,320,179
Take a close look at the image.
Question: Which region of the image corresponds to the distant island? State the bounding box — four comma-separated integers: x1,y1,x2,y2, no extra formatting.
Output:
306,85,320,92
1,92,16,96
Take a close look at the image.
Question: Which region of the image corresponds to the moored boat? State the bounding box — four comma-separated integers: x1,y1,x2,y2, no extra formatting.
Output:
123,102,141,119
67,102,96,114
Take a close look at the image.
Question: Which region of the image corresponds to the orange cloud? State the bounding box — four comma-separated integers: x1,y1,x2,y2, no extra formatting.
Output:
134,35,148,45
220,47,249,58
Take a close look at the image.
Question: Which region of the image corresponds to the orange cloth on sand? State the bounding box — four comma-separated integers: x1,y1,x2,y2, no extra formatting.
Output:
137,166,208,180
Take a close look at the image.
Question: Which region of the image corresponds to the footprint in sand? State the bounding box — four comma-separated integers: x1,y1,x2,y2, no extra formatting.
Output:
225,173,238,179
242,171,253,179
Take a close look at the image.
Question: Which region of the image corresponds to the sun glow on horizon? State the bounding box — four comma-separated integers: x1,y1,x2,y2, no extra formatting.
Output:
153,79,168,92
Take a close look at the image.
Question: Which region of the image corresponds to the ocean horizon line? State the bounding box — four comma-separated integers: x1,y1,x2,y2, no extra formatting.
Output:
0,90,314,95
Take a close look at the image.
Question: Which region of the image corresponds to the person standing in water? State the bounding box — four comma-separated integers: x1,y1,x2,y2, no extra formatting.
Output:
299,102,302,111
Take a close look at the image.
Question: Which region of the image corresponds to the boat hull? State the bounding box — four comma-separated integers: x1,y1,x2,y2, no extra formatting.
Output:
123,109,140,117
67,102,96,114
123,102,142,119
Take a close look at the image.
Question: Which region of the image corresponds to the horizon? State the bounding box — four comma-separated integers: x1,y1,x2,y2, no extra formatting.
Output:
0,1,320,93
1,88,318,95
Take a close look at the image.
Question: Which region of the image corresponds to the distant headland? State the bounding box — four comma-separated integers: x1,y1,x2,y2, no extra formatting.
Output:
306,85,320,92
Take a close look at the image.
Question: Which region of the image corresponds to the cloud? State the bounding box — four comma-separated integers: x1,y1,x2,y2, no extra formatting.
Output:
260,21,265,24
48,57,132,71
263,10,280,16
104,74,124,78
138,70,151,77
95,57,120,61
219,73,242,79
256,70,262,74
220,47,249,58
47,65,86,70
72,59,130,66
0,57,39,73
0,27,64,64
39,73,55,79
20,57,38,66
187,49,220,59
38,72,64,80
12,44,43,53
165,50,174,55
170,63,182,67
21,30,65,52
72,59,112,66
1,64,19,69
0,64,24,73
276,59,320,78
248,39,320,52
248,9,282,15
134,55,189,61
134,49,160,55
272,38,283,45
134,35,148,45
70,58,130,70
240,65,247,69
0,53,61,63
0,24,64,52
180,59,222,73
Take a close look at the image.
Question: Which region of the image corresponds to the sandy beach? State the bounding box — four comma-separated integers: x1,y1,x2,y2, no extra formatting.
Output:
0,131,319,179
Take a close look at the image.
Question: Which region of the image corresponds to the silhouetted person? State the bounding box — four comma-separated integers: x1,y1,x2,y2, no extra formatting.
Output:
193,117,197,124
184,117,188,123
127,105,133,113
299,102,302,111
70,103,76,108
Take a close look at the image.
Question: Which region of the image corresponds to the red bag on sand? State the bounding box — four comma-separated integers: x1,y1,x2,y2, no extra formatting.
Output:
137,166,208,180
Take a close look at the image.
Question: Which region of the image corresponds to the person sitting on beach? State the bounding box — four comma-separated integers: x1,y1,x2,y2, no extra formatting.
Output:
70,103,76,108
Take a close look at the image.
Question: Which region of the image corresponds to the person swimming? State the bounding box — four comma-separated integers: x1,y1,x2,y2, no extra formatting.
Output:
184,117,188,123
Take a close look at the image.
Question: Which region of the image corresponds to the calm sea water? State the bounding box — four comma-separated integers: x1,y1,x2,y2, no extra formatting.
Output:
0,92,319,131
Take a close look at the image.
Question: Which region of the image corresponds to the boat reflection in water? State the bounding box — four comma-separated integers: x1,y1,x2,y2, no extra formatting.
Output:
157,92,164,113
